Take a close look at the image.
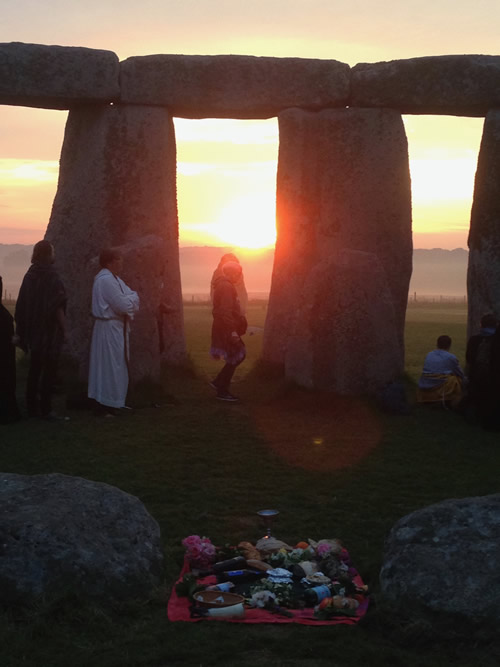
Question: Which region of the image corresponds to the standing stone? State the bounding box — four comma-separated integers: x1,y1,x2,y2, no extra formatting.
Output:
120,54,350,119
467,110,500,337
46,103,185,385
263,108,412,393
285,249,401,394
351,55,500,116
0,42,119,109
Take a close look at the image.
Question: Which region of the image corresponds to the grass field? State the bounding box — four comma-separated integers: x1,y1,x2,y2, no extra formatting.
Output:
1,302,499,667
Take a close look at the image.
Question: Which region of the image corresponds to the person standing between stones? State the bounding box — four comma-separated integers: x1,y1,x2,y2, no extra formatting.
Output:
465,313,500,430
416,335,464,407
209,261,246,402
14,240,67,420
210,253,248,315
0,276,21,424
88,248,139,416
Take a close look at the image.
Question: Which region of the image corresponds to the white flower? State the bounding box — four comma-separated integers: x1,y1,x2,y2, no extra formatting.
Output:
250,590,278,609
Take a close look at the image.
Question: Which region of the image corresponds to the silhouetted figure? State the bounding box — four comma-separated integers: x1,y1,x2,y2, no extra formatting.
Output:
15,240,67,419
209,261,246,402
0,276,21,424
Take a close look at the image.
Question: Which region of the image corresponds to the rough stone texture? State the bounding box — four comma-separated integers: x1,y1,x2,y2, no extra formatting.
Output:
380,494,500,623
467,110,500,338
285,250,401,394
120,54,350,118
46,103,185,383
351,55,500,116
263,108,412,391
0,473,163,605
0,42,119,109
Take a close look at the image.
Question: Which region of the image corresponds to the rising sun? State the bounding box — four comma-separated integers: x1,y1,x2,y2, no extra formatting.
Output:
213,193,277,249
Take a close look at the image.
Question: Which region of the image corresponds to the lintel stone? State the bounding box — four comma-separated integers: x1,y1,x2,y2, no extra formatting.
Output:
351,55,500,116
0,42,120,109
120,54,350,118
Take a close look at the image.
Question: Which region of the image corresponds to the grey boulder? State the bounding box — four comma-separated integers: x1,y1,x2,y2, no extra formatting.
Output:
0,473,164,605
380,494,500,622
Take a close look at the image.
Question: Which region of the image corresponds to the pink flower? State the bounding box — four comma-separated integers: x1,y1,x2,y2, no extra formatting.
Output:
182,535,202,548
317,543,333,557
182,535,216,568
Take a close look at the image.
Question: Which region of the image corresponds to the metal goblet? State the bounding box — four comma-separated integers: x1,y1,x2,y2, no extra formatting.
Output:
257,509,279,539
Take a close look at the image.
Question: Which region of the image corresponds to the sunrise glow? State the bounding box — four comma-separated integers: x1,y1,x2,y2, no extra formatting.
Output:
0,111,485,251
213,193,277,249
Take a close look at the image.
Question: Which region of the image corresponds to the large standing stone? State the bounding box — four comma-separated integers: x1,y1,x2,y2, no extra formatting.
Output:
0,42,119,109
467,110,500,337
351,55,500,116
285,249,401,394
380,494,500,626
46,103,185,384
120,54,350,118
0,473,164,605
263,108,412,392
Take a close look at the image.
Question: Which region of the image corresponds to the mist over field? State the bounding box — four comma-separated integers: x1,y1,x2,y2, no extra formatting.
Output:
0,244,468,300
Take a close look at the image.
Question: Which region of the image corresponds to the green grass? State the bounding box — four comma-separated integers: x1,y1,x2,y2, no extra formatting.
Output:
1,302,498,667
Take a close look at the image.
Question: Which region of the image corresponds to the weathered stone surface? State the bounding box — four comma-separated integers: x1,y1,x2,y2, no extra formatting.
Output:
351,55,500,116
285,250,401,393
0,42,119,109
46,104,185,382
380,494,500,623
467,110,500,337
0,473,163,605
263,108,412,390
120,54,350,118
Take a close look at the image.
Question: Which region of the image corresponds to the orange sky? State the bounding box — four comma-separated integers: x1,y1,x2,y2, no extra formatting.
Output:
0,1,497,249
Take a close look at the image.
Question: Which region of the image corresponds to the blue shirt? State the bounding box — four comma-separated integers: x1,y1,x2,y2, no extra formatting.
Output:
418,349,464,389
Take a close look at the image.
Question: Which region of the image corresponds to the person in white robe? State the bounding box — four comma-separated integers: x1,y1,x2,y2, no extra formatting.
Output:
88,249,139,413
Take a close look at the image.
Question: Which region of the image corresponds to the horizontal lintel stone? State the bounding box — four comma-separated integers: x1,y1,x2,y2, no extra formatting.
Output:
0,42,120,110
119,54,350,119
351,55,500,116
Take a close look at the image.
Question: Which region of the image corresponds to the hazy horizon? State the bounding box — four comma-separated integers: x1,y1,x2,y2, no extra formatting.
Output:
0,243,470,301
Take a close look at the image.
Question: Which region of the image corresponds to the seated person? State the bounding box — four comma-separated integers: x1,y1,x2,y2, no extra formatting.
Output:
417,335,464,406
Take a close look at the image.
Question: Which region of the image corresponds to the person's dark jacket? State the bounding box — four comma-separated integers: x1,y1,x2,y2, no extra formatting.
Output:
211,275,242,352
15,263,66,355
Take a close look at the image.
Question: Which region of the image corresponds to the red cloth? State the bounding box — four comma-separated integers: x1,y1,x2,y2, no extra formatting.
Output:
168,558,369,625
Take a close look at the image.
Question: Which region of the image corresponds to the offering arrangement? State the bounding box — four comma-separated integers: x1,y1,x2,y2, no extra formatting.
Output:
168,532,369,625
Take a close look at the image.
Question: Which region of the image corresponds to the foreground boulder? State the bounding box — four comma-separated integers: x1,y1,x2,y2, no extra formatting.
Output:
0,473,164,605
380,494,500,623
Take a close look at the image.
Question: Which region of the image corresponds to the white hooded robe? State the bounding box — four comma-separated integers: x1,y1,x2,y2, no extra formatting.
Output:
88,269,139,408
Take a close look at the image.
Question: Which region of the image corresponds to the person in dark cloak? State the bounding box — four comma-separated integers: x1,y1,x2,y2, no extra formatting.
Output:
14,240,67,419
209,261,246,402
0,276,21,424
